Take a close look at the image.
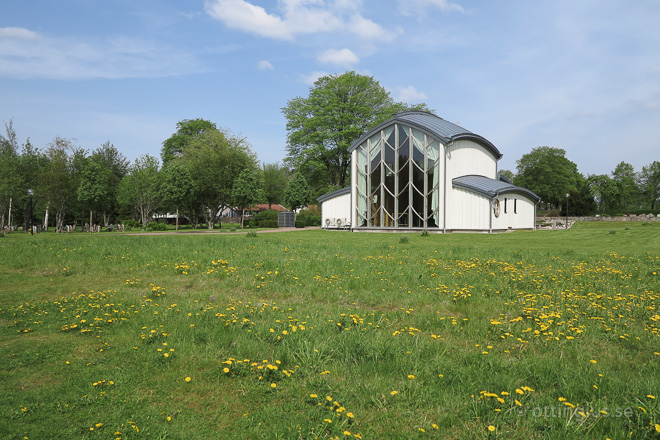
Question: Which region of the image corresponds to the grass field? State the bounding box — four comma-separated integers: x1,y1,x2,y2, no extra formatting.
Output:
1,222,658,439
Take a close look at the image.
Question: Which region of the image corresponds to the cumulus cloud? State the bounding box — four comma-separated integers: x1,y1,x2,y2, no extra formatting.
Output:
257,60,274,70
397,0,464,16
300,70,328,85
395,85,428,102
0,27,201,80
0,26,39,39
204,0,393,42
318,48,359,67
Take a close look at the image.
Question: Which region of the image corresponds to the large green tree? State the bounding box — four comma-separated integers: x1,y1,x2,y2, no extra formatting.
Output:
176,129,257,229
638,161,660,209
611,161,640,211
232,169,262,229
117,155,161,227
90,142,129,226
261,162,288,209
77,158,111,233
161,118,217,167
284,172,311,213
513,146,583,209
0,121,21,230
282,71,432,191
588,174,618,214
160,163,194,232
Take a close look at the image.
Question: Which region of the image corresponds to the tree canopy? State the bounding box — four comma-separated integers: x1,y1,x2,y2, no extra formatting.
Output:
284,172,311,213
282,71,432,192
513,146,583,209
161,118,217,167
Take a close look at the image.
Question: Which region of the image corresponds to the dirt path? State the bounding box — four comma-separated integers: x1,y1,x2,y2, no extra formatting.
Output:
124,227,321,236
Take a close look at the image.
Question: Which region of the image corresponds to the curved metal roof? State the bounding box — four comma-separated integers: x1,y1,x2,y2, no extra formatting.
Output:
316,186,350,203
348,111,502,159
453,175,541,203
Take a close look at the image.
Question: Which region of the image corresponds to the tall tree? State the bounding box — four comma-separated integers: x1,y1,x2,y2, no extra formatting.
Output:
638,161,660,210
39,138,82,232
177,129,256,229
232,169,262,229
0,121,21,230
261,162,288,209
284,172,311,213
161,118,217,167
611,161,640,211
90,141,129,226
117,155,161,227
160,163,193,232
282,71,432,191
513,146,582,209
77,159,110,233
588,174,618,214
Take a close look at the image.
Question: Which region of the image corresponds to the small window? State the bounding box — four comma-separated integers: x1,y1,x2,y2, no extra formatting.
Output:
504,198,508,214
514,199,517,214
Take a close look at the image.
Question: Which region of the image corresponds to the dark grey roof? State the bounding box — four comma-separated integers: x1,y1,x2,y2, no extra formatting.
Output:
348,111,502,159
453,175,541,203
317,186,350,203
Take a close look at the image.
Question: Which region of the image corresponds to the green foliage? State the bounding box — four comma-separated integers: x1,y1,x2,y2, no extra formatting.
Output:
639,161,660,209
421,229,430,237
117,155,161,227
161,119,217,167
399,235,410,243
295,206,321,226
261,163,288,209
245,230,257,237
146,221,169,231
294,219,306,228
283,71,433,192
251,210,279,227
284,172,311,212
514,146,583,209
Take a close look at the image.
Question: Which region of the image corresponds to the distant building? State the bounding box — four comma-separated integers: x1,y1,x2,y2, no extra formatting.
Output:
318,111,540,232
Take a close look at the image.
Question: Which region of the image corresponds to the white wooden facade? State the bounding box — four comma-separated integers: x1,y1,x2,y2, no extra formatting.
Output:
319,112,540,233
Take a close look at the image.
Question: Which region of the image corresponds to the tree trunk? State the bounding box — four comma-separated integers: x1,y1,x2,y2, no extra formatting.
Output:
175,207,179,232
43,202,50,231
8,197,12,233
240,209,244,229
89,210,93,236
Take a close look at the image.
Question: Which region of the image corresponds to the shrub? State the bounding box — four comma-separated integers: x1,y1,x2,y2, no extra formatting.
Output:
399,235,410,244
259,220,279,229
421,230,429,237
295,220,306,228
146,222,169,231
123,219,141,229
251,210,279,227
296,206,322,226
0,231,4,238
246,231,257,238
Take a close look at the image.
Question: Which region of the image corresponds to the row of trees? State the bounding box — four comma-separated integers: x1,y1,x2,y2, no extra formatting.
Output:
2,70,658,230
0,119,311,232
506,146,660,215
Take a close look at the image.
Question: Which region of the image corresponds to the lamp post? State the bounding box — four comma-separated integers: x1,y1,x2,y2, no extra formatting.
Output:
27,188,34,235
565,193,569,229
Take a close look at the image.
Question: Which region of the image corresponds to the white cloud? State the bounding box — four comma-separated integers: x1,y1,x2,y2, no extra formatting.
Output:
395,85,428,102
0,28,201,80
204,0,392,42
300,71,328,85
258,60,274,70
397,0,464,16
204,0,292,40
0,26,39,39
318,48,359,67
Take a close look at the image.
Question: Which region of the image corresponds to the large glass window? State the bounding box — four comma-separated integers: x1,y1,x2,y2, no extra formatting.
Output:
355,123,441,228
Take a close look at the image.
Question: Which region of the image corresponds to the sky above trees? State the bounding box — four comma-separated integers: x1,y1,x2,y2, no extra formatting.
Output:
1,0,659,175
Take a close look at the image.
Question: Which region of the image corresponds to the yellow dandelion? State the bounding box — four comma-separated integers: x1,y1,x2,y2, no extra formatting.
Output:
655,424,660,433
223,367,230,373
271,383,277,388
184,376,191,382
390,390,398,396
310,394,318,398
590,359,597,364
488,425,496,432
346,412,354,418
408,374,415,380
432,423,439,429
324,419,332,424
648,394,656,399
515,388,524,395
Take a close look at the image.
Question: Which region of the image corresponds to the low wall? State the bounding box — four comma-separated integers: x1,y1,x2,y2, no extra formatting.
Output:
536,215,660,230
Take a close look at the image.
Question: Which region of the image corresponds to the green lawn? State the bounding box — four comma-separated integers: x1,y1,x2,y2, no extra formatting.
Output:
1,223,658,439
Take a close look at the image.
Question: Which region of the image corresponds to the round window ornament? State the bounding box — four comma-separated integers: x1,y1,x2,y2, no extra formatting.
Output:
493,199,501,218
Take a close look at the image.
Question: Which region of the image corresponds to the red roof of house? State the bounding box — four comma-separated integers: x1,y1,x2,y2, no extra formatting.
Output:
249,204,288,212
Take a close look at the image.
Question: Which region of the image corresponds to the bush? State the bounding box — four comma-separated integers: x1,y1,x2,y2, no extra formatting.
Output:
295,220,306,228
252,210,280,227
259,220,279,229
123,219,141,229
0,231,4,238
246,231,257,238
399,235,410,244
146,222,169,231
421,230,429,237
296,206,321,226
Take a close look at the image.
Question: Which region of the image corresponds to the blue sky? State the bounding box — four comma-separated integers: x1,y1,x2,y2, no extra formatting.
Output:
2,0,659,176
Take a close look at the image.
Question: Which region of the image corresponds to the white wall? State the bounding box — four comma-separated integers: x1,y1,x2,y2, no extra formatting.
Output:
491,195,536,230
445,140,497,180
446,188,491,230
321,192,351,227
